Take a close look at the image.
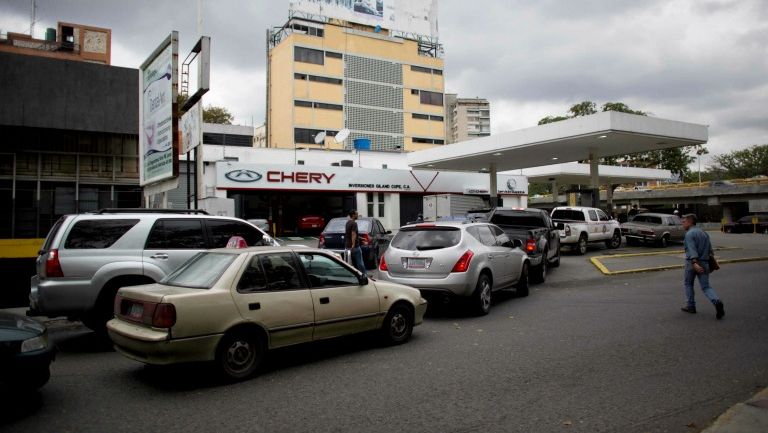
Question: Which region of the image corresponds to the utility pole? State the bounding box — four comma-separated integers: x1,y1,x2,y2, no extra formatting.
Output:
30,0,37,38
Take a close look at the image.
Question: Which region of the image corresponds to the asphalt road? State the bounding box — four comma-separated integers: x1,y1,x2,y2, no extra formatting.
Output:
2,256,767,433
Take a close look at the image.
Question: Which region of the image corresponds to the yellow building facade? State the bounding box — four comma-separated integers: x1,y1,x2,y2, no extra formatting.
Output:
267,19,445,152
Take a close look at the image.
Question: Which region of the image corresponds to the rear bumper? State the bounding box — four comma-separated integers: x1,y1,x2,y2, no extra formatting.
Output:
624,234,657,242
376,271,474,298
29,275,96,318
107,318,221,365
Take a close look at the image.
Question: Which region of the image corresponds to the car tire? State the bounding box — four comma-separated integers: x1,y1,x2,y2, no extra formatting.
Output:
472,273,492,316
657,235,669,248
576,234,588,255
380,304,414,345
216,331,264,381
82,284,121,334
606,231,621,249
531,252,547,284
516,263,530,297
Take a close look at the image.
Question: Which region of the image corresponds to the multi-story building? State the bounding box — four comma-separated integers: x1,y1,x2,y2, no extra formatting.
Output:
0,21,111,65
445,95,491,144
267,15,445,152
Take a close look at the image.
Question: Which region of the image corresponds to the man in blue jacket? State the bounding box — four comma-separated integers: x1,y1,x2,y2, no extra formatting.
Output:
680,214,725,319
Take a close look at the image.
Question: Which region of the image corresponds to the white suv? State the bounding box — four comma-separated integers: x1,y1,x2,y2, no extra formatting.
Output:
551,206,621,255
29,209,277,331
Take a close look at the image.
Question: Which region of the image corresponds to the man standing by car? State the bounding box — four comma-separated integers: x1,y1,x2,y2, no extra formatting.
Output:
345,210,366,275
681,214,725,319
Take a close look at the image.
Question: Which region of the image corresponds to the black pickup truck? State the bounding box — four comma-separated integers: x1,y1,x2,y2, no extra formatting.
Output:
478,208,560,283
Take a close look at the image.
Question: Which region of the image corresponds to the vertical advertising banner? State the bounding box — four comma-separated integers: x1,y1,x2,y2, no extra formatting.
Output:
180,101,202,154
139,33,178,186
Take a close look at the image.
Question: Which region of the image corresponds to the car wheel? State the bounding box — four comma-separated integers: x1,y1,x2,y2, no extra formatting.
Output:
576,234,588,255
216,331,264,381
658,235,669,248
531,252,547,284
516,263,530,297
606,231,621,249
380,304,414,345
472,274,492,316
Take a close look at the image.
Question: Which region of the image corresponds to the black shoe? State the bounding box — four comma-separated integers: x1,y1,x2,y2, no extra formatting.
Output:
715,301,725,320
681,306,697,314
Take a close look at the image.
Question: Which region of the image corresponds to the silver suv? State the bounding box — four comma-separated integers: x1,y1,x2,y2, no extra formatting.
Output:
29,209,277,331
376,222,530,315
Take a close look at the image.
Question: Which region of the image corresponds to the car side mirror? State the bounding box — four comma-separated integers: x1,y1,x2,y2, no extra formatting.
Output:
357,273,369,286
386,230,392,235
512,239,523,249
501,240,514,248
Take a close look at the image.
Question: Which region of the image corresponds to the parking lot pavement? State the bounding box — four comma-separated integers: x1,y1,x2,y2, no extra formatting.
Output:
590,232,768,275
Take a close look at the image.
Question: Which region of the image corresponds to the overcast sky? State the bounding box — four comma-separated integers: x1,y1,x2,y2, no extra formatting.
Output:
2,0,766,165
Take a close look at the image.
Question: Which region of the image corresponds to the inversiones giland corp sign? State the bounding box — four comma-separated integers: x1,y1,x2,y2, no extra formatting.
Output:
216,162,528,195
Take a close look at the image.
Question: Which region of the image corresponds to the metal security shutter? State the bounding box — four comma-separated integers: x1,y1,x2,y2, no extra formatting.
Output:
345,81,402,109
345,55,402,85
347,132,404,151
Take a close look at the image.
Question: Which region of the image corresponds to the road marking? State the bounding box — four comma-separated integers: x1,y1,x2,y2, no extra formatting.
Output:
590,255,768,275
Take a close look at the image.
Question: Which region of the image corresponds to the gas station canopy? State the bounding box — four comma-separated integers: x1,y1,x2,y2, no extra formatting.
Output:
408,111,708,171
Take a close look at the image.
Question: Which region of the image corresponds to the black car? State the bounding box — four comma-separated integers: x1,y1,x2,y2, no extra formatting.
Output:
723,214,768,234
318,217,392,269
0,311,55,390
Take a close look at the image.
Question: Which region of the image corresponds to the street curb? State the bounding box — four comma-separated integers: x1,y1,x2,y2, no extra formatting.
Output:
590,255,768,276
701,388,768,433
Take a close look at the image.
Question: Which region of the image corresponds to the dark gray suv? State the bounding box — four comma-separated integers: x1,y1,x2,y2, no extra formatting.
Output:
29,209,277,331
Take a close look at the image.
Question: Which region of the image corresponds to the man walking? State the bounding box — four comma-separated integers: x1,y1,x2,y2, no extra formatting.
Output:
681,213,725,319
345,210,366,275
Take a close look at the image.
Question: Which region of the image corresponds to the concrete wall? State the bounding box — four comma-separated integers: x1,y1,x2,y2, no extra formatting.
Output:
0,51,138,134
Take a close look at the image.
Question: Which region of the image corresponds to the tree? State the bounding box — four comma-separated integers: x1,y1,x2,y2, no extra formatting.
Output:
177,94,234,124
710,144,768,179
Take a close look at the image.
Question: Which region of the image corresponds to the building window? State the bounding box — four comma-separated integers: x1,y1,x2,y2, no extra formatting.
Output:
314,102,343,111
325,51,342,59
294,100,313,108
412,113,430,120
308,75,343,85
419,91,443,106
298,160,305,165
412,137,444,145
291,23,324,37
430,115,444,122
432,69,443,75
410,89,420,95
294,47,324,65
294,73,308,80
294,128,337,144
366,192,385,218
410,65,432,74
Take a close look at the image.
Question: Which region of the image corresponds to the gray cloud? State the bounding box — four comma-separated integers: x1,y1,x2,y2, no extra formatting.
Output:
1,0,766,156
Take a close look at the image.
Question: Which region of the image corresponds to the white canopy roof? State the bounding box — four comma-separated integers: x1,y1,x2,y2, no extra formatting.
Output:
521,163,672,185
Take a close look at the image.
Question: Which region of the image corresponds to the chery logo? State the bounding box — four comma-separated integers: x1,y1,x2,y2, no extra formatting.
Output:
225,169,263,183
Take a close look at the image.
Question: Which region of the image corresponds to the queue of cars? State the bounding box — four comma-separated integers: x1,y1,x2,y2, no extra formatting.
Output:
18,205,748,387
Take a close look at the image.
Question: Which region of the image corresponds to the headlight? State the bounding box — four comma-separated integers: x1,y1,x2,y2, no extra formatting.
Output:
21,333,48,353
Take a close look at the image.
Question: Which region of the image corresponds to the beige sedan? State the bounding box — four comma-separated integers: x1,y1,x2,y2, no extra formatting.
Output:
107,247,427,380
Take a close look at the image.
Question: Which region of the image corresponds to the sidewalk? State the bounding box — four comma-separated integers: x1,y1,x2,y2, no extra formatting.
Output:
702,388,768,433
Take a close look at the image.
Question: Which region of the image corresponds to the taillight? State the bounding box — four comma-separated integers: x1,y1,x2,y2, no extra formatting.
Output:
152,303,176,328
114,294,123,316
45,248,64,278
379,255,388,271
451,250,474,273
360,233,371,246
525,239,536,253
318,234,325,248
640,229,654,236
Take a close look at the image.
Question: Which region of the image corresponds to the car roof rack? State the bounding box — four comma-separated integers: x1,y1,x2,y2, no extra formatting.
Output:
94,208,210,215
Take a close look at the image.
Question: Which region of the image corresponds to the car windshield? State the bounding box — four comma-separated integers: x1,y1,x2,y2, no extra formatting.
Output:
325,218,372,233
391,227,461,251
162,252,237,289
551,210,585,221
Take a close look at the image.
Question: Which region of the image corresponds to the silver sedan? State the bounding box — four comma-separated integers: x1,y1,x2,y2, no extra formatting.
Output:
376,222,530,315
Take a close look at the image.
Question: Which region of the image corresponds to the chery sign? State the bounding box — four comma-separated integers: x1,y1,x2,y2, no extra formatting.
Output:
217,163,528,195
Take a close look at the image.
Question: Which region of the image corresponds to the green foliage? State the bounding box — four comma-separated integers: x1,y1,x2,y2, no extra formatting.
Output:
538,115,569,125
569,101,597,117
710,144,768,179
177,94,234,125
601,102,646,115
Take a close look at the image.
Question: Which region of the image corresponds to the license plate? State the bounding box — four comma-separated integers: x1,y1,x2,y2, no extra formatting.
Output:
128,303,144,320
407,258,427,269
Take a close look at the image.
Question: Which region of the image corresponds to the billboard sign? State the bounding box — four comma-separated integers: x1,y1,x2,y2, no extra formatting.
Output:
180,100,202,154
139,32,178,186
289,0,439,39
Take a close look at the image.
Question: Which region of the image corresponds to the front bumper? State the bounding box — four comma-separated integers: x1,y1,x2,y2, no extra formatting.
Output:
414,298,428,326
376,271,474,298
0,343,56,388
107,318,221,366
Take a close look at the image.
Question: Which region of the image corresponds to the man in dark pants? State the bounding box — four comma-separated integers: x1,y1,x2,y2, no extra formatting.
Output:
681,213,725,319
345,210,366,275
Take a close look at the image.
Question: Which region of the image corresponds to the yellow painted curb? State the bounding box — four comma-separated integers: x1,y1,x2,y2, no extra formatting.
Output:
592,246,740,260
0,239,45,259
591,255,768,276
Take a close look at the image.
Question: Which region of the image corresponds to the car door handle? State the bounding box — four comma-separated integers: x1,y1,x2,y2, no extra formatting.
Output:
488,255,494,260
150,253,169,260
319,297,330,304
248,302,261,311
